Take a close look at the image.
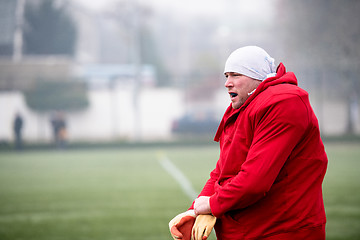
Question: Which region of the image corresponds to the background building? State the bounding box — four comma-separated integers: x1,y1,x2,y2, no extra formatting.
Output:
0,0,359,145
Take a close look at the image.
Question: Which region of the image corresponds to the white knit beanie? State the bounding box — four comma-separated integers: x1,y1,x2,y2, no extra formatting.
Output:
224,46,276,81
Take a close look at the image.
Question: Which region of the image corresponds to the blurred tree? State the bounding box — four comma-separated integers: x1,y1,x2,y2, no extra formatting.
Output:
279,0,360,134
23,0,77,55
0,1,17,56
108,0,170,86
24,80,89,112
140,24,170,86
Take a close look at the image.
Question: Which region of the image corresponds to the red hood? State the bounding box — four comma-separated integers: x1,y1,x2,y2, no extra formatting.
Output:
214,63,297,142
259,62,297,91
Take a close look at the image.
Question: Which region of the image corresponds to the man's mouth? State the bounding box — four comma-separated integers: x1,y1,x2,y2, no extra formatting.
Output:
229,92,238,98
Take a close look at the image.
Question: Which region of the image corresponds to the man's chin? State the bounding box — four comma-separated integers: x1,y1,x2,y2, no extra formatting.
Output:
231,102,241,109
232,104,240,109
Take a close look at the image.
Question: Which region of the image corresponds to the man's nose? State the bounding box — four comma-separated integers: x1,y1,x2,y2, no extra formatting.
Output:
225,77,232,88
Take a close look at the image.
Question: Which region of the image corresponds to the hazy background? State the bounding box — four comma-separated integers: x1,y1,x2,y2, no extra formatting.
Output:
0,1,360,240
1,0,359,147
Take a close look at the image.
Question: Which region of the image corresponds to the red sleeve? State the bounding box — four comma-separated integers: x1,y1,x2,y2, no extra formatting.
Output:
210,95,310,217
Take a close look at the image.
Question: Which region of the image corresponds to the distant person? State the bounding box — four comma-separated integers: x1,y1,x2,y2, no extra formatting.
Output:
58,113,67,148
51,112,59,146
51,112,67,149
169,46,328,240
13,112,24,150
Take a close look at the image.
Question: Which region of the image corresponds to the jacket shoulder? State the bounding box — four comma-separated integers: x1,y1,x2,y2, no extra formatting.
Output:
249,84,312,127
256,84,309,107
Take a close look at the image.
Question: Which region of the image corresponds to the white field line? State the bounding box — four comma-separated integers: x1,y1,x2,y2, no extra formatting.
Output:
158,152,198,200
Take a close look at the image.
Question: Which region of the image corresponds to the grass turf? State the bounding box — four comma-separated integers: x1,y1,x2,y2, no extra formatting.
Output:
0,143,359,239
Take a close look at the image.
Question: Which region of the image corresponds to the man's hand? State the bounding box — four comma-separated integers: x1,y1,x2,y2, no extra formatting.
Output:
169,210,196,240
192,214,217,240
194,196,211,215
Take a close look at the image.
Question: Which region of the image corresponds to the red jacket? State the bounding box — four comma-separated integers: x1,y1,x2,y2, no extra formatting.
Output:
191,63,327,239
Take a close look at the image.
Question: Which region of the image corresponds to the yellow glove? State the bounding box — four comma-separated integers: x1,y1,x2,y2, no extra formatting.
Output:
191,214,217,240
169,210,196,240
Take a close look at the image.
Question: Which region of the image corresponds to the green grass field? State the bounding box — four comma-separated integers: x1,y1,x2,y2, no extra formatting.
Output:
0,143,359,240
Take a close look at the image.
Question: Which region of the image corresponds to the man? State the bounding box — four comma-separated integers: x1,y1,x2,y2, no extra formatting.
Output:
13,112,24,150
169,46,328,240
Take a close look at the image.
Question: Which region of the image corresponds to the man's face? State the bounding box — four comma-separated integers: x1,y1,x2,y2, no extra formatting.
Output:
225,72,261,109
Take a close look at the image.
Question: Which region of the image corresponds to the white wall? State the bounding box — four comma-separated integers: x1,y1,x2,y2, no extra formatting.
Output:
0,88,184,143
1,88,359,143
0,92,52,142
